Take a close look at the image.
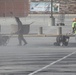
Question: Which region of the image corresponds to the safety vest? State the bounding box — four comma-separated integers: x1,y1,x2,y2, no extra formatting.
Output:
72,22,76,28
72,22,76,33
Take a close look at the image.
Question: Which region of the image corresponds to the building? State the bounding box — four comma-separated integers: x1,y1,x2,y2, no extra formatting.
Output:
0,0,29,17
30,0,76,14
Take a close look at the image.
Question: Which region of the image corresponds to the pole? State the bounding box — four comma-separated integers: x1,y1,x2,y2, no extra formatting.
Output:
51,0,53,17
50,0,55,26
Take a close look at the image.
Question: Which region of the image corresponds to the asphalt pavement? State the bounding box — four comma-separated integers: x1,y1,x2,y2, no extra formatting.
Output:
0,36,76,75
0,14,76,75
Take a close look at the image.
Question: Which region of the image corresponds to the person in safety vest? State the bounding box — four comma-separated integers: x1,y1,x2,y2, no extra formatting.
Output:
72,18,76,34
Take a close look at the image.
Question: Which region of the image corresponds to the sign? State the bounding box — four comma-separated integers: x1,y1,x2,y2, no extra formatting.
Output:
30,2,59,13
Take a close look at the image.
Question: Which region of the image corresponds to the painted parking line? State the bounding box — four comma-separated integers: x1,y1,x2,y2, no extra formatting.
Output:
28,51,76,75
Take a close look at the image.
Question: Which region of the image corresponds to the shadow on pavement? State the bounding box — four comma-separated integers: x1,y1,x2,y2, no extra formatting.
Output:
68,43,76,47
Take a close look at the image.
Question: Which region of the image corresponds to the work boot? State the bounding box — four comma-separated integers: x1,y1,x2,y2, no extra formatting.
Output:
23,43,27,46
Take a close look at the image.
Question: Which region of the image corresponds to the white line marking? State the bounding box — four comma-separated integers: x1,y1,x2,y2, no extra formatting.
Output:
28,51,76,75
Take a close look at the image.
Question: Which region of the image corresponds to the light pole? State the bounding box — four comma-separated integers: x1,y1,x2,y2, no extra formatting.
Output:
51,0,53,17
50,0,55,26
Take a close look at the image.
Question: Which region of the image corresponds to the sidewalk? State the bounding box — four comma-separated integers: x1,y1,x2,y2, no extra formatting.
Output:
0,14,75,35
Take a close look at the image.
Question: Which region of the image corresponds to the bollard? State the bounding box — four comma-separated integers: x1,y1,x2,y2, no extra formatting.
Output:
38,27,43,34
57,27,62,35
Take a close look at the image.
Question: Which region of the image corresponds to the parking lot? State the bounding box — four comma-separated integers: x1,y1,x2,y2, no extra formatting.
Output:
0,14,76,75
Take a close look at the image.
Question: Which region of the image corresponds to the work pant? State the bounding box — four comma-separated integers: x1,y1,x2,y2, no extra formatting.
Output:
18,34,27,45
72,27,76,33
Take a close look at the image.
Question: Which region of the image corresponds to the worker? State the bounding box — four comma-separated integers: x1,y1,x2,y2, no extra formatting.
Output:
72,18,76,34
15,17,27,46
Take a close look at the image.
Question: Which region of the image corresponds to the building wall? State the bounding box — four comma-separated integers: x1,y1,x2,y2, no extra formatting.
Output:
0,0,29,17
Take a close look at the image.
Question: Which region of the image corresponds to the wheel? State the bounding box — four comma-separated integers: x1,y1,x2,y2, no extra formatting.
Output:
59,42,63,46
64,42,68,46
56,35,62,43
63,38,69,46
54,42,60,46
2,36,9,46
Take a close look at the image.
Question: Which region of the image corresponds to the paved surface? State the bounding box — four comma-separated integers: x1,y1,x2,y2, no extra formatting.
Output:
0,36,76,75
0,14,76,75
